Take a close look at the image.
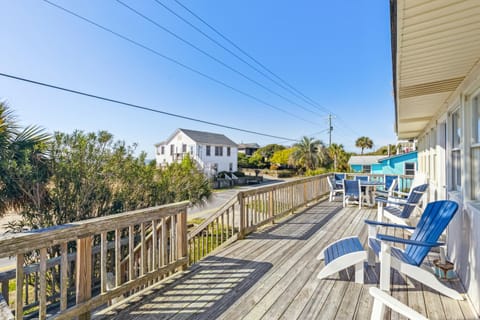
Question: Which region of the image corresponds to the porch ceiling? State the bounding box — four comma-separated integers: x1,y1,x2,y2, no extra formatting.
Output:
393,0,480,139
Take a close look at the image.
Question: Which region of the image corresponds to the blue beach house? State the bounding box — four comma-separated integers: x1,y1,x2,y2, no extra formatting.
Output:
348,151,417,175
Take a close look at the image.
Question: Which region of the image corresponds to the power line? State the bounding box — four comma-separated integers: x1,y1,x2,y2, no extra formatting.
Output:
152,0,329,116
40,0,318,126
172,0,331,114
0,72,299,142
172,0,362,138
116,0,324,117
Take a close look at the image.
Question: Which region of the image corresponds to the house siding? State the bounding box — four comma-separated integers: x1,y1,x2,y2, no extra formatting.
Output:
415,69,480,314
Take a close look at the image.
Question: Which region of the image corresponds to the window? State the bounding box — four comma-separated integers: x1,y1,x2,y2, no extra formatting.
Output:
405,162,415,176
170,144,174,156
182,144,187,153
227,147,231,156
206,145,211,156
472,95,480,199
161,146,165,155
451,109,462,190
215,146,223,156
362,165,371,173
229,163,233,171
190,146,194,155
473,95,480,144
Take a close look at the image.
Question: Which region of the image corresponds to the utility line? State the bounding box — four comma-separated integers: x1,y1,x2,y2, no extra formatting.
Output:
173,0,361,137
152,0,328,116
0,72,299,142
172,0,331,115
116,0,323,117
41,0,317,126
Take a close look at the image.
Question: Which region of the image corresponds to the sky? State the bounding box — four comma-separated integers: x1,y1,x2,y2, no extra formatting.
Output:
0,0,396,159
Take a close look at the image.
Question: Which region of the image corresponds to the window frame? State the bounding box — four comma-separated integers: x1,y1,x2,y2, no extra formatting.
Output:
471,93,480,200
404,162,416,176
215,146,223,156
450,108,462,191
206,145,211,156
362,165,371,173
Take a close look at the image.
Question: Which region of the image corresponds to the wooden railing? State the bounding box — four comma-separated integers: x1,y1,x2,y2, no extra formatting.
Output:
0,201,188,320
0,173,336,319
187,173,331,264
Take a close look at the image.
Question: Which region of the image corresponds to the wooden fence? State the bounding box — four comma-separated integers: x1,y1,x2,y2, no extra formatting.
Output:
0,173,333,319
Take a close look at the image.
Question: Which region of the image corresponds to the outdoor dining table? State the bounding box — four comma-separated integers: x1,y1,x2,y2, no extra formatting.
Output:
359,180,384,207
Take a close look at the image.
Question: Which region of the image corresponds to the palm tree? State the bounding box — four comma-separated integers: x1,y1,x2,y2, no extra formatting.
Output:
292,136,324,170
355,136,374,154
327,143,344,171
0,102,50,215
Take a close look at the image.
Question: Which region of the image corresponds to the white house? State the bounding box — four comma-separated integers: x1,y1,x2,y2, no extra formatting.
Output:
155,128,238,177
392,1,480,313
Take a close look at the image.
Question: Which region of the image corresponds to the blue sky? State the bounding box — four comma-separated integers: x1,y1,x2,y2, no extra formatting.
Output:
0,0,395,159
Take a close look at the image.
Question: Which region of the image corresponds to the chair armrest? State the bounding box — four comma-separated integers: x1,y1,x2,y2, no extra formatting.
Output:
364,219,416,230
375,198,417,207
392,191,408,197
377,234,444,247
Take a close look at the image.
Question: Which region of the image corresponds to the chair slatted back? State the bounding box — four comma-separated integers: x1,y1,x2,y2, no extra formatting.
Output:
405,200,459,266
398,183,428,218
334,173,346,181
385,175,399,191
343,179,360,197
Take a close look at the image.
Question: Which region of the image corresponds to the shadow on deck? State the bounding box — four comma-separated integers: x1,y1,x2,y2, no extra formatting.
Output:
95,200,477,320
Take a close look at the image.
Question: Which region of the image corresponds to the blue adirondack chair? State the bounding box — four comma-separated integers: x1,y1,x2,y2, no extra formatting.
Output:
375,175,399,198
366,200,462,300
343,179,363,208
375,183,428,226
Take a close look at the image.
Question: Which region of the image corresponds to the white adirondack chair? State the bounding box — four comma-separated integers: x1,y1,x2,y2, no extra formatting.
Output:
366,200,463,300
369,287,428,320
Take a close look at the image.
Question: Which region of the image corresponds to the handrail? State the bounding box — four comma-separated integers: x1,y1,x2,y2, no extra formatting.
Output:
0,201,189,320
0,201,189,258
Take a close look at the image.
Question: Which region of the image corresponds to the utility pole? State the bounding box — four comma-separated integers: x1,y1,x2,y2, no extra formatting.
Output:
328,114,333,147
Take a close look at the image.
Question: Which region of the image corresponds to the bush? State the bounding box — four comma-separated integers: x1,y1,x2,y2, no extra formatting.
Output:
305,168,328,176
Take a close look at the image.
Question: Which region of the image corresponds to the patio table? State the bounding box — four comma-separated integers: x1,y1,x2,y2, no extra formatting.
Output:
359,180,384,207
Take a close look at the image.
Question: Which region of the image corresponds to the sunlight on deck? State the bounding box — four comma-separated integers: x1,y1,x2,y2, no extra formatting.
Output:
95,201,477,320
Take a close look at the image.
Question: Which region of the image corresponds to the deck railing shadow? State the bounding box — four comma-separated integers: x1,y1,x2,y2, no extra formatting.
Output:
247,202,342,241
95,255,272,319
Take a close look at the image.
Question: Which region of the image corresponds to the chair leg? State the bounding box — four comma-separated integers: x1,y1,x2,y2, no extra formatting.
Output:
400,263,463,300
377,202,384,221
380,242,391,291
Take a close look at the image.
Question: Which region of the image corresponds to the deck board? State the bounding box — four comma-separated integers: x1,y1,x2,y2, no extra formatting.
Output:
95,200,477,320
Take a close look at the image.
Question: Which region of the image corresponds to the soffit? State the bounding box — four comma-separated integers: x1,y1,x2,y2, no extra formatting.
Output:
395,0,480,139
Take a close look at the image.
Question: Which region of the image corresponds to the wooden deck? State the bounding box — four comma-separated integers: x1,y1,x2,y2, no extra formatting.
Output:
95,200,478,320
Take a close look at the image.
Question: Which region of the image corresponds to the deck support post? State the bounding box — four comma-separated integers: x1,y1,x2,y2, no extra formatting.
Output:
238,193,245,239
177,209,188,271
76,236,92,320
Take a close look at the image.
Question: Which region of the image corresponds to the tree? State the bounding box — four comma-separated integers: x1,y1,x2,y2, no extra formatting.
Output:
270,148,295,167
237,152,250,168
327,143,350,171
0,102,50,216
256,144,285,160
291,136,325,170
355,136,374,154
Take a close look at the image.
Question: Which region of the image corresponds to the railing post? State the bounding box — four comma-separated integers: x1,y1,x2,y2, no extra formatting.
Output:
268,190,274,223
76,236,92,320
177,209,188,271
238,192,246,239
15,254,24,320
303,182,308,205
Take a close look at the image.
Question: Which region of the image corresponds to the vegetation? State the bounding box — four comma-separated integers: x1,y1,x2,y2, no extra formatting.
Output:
355,136,374,154
291,136,327,170
327,143,350,172
270,147,294,168
0,104,211,231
